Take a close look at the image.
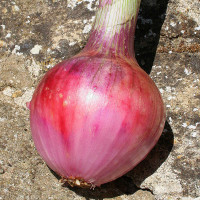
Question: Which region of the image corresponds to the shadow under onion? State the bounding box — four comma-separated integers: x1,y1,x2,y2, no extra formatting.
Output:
135,0,169,74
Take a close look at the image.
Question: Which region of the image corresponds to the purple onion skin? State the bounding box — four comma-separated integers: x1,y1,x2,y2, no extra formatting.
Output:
30,52,165,186
29,0,165,187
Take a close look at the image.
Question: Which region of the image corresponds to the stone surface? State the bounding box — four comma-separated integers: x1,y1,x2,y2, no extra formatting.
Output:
0,0,199,200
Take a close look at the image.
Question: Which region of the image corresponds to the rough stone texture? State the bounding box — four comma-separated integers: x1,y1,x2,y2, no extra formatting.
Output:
0,0,199,200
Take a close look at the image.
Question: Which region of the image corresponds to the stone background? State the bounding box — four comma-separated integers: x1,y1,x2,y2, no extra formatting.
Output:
0,0,199,199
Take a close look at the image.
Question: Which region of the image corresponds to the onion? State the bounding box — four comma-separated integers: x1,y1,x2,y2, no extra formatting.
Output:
29,0,165,188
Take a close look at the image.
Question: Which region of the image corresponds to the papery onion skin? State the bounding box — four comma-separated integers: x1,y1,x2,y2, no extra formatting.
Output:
29,0,165,187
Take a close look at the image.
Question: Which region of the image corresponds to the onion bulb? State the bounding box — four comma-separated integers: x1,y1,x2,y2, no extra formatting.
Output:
29,0,165,188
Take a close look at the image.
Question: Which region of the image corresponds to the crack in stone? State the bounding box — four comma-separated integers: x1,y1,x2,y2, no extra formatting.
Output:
140,187,154,195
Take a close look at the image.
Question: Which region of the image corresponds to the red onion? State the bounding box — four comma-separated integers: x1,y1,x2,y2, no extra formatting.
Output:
29,0,165,188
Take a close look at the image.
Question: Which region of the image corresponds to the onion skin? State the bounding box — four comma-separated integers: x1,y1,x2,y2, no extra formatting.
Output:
29,0,165,187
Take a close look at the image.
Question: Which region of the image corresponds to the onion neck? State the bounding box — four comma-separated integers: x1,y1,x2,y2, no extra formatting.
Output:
83,0,141,58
